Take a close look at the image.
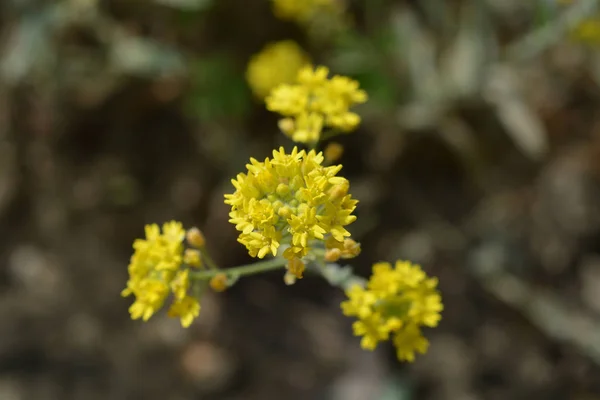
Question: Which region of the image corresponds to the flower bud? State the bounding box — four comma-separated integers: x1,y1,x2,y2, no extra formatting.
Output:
184,249,203,268
186,227,206,248
283,271,297,286
324,142,344,163
325,247,342,262
287,257,305,279
209,273,228,292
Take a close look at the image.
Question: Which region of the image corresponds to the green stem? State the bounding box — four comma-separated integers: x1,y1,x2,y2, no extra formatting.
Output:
200,249,219,270
190,257,288,280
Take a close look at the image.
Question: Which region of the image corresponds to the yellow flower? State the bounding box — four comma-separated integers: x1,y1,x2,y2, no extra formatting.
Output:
224,146,358,263
183,249,202,268
168,295,201,328
266,65,367,144
341,260,443,362
571,17,600,44
559,0,600,45
122,221,202,327
246,40,310,99
271,0,343,24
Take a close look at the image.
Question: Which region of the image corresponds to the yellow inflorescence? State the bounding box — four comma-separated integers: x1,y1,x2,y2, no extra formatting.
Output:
121,221,201,328
246,40,310,99
224,146,358,269
271,0,341,24
559,0,600,45
266,65,367,144
341,260,443,362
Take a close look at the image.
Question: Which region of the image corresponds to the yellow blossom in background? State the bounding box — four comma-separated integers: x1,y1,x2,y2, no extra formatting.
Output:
246,40,310,99
122,221,201,327
271,0,342,24
224,146,359,264
341,260,443,362
266,65,367,144
571,17,600,44
559,0,600,45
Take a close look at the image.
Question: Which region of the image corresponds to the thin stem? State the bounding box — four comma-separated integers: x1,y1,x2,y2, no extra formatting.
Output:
200,249,219,270
190,257,288,280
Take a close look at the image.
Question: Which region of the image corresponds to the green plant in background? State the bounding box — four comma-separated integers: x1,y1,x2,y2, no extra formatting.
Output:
186,54,251,122
122,57,443,362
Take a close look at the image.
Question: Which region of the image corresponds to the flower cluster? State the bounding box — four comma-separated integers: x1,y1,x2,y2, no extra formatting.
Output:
559,0,600,45
246,40,309,99
270,0,342,24
224,146,359,276
121,221,201,327
266,65,367,144
341,260,443,362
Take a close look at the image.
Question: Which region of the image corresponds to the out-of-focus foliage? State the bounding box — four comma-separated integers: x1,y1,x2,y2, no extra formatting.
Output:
2,0,600,399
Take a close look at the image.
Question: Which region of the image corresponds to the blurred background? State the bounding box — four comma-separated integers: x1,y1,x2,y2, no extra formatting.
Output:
1,0,600,399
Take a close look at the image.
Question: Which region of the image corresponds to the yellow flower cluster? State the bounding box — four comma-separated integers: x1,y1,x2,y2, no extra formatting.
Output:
121,221,201,327
266,65,367,144
270,0,341,24
341,260,443,362
559,0,600,45
571,17,600,44
224,146,358,273
246,40,310,100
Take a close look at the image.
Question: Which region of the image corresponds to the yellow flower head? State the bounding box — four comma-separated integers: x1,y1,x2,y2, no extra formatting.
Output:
271,0,342,24
224,146,358,262
266,65,367,144
341,260,443,362
122,221,201,327
246,40,310,99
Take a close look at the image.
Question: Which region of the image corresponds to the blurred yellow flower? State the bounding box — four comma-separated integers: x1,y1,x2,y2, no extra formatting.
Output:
559,0,600,45
246,40,310,99
266,65,367,144
341,260,443,362
224,146,359,263
168,295,201,328
122,221,201,327
271,0,342,24
571,17,600,44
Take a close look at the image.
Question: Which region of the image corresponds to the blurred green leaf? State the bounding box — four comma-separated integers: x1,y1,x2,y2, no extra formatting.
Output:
354,69,399,111
185,54,251,122
154,0,212,11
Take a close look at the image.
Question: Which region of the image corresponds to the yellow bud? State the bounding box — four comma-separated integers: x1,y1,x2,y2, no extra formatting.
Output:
287,257,305,279
341,238,361,258
325,247,342,262
209,273,228,292
283,271,297,286
324,142,344,163
186,227,206,248
183,249,203,268
276,183,290,197
278,118,295,135
329,180,349,201
278,205,292,218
